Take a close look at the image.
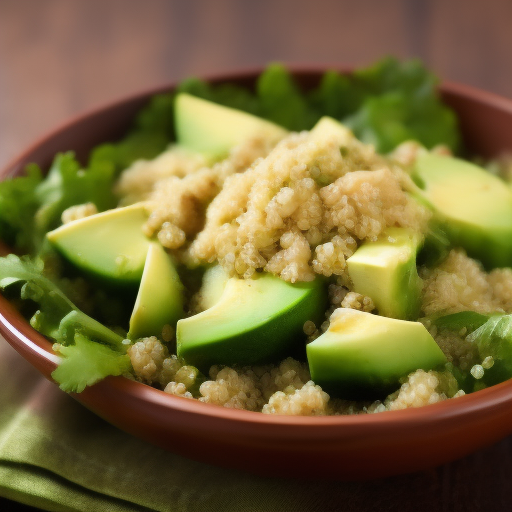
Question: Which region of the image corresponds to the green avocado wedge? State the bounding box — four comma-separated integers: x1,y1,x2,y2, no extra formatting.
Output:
174,93,288,160
413,153,512,269
307,308,447,399
309,116,354,144
46,203,150,287
128,242,184,340
346,227,423,320
177,268,327,372
193,264,230,311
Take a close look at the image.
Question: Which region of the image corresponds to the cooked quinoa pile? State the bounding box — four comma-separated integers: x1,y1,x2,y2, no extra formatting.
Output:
110,125,512,416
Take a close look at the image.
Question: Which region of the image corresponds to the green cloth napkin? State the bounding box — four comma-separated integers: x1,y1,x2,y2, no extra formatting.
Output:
0,337,442,512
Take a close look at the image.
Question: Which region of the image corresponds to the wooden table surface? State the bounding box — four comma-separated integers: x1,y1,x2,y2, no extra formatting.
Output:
1,1,512,510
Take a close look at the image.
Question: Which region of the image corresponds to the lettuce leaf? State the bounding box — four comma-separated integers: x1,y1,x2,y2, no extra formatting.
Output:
90,92,176,173
352,57,437,99
345,92,459,153
0,151,117,252
0,164,42,251
256,64,320,131
342,58,459,153
466,315,512,384
433,311,489,333
431,311,512,386
0,253,126,345
466,315,512,363
308,70,361,121
34,152,117,236
433,311,512,369
51,332,131,393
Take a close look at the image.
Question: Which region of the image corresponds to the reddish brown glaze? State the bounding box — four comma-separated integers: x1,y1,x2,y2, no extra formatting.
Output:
1,69,512,480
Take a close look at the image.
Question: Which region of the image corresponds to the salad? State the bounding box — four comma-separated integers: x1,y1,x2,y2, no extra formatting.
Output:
1,58,512,416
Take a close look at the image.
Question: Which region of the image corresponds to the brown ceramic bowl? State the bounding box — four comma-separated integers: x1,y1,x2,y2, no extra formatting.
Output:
1,68,512,481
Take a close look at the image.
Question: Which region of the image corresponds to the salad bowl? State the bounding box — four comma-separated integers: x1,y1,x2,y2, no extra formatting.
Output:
1,68,512,480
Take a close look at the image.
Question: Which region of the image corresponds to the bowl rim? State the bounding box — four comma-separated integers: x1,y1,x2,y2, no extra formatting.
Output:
1,65,512,430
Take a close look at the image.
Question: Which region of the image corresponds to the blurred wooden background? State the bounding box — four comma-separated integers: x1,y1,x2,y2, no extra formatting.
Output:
1,0,512,169
1,0,512,510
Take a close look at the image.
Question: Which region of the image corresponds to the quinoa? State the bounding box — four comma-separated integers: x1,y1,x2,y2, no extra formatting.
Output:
420,249,512,316
187,130,430,282
61,202,98,224
199,367,264,411
128,337,193,389
386,369,462,410
431,328,478,371
136,137,276,251
340,291,375,312
262,382,329,415
115,145,208,204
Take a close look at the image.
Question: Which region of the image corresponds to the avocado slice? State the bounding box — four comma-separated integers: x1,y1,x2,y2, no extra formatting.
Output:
413,153,512,268
174,93,288,160
47,203,150,287
128,242,184,340
194,264,229,311
307,308,447,399
346,227,423,320
309,116,354,145
177,268,327,371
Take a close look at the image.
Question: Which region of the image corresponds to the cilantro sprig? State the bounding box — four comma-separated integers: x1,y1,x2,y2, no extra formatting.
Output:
0,254,130,392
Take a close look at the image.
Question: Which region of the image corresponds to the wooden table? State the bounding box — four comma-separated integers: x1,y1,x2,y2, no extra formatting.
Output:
1,0,511,510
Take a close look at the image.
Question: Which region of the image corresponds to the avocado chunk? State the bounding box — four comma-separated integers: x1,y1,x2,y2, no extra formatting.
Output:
128,242,184,340
47,203,150,287
413,153,512,268
174,93,288,160
307,308,447,399
177,267,327,372
309,116,354,145
346,227,423,320
194,264,229,311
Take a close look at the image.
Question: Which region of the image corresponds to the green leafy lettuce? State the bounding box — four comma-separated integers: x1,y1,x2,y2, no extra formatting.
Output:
34,152,117,236
0,152,117,253
433,311,512,386
342,58,459,153
0,165,42,250
256,64,320,131
432,311,489,333
466,315,512,367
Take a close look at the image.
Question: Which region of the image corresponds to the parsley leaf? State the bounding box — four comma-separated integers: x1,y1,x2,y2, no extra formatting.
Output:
0,254,130,393
0,254,75,339
51,332,131,393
